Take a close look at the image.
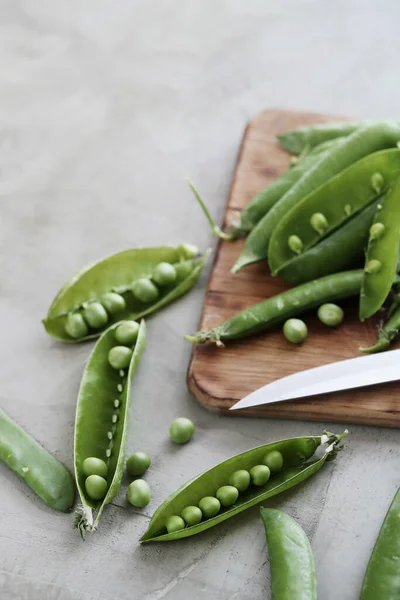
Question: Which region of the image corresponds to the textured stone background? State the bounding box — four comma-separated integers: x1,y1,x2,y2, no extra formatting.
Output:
1,1,400,599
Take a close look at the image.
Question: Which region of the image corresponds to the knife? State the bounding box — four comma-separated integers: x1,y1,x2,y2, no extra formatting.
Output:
230,348,400,410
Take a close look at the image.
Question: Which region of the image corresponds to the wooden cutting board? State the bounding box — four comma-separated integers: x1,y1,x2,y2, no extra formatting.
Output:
187,108,400,428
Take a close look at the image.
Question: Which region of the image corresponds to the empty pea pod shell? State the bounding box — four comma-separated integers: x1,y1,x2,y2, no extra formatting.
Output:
43,245,208,343
0,407,75,512
140,431,346,542
268,148,400,275
73,320,146,537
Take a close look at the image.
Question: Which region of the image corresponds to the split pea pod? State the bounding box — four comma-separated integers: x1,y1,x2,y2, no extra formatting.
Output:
360,304,400,353
43,245,208,343
260,508,317,600
360,176,400,319
185,270,363,344
360,487,400,600
268,148,400,276
73,319,146,537
0,407,75,512
141,431,347,542
233,122,400,272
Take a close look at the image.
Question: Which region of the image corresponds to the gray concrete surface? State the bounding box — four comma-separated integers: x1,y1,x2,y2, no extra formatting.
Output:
1,1,400,598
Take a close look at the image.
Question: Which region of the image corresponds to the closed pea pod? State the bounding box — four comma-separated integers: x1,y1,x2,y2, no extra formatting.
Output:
43,245,208,343
73,320,146,538
0,407,75,512
140,431,347,542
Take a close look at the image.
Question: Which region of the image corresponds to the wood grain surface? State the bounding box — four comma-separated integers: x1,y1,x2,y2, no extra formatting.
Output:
187,108,400,427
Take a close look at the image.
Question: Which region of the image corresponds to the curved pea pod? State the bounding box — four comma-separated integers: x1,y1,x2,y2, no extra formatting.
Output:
233,122,400,272
140,431,346,542
361,304,400,353
268,148,400,275
73,319,146,538
360,176,400,320
185,270,363,344
360,488,400,600
260,508,317,600
0,407,75,512
43,245,208,343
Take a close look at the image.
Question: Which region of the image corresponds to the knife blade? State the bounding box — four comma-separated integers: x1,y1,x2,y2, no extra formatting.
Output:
230,348,400,410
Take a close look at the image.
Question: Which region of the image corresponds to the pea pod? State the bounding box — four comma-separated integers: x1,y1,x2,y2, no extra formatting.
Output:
260,508,317,600
73,319,146,537
185,270,363,344
43,245,208,343
361,303,400,353
0,407,75,512
360,176,400,319
233,122,400,272
360,488,400,600
268,149,400,275
140,431,347,542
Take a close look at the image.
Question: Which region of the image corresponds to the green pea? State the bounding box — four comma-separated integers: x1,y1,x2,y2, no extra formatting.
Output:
178,243,199,259
250,464,271,486
262,450,284,473
126,452,151,476
216,485,239,507
371,171,384,193
229,469,251,492
83,302,109,329
283,318,308,344
166,515,185,533
169,417,195,444
85,475,108,500
198,496,221,518
108,346,133,370
181,505,203,526
152,262,177,286
317,303,344,327
127,479,151,507
115,321,139,345
131,278,159,303
369,222,385,242
82,457,108,478
101,292,126,314
65,313,88,339
310,212,328,235
175,261,193,281
288,235,303,255
365,259,382,274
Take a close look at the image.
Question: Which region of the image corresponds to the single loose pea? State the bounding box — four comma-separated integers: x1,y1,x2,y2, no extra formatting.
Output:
181,505,203,526
126,452,151,476
365,259,382,274
115,321,139,345
101,292,126,314
82,457,108,478
283,318,308,344
371,172,384,193
132,278,159,303
216,485,239,507
288,234,303,255
250,465,271,486
262,450,283,473
152,262,177,286
199,496,221,518
229,469,251,492
127,479,151,507
310,212,328,235
166,515,185,533
369,222,385,242
317,303,344,327
169,417,195,444
108,346,133,370
65,313,88,339
85,474,108,500
83,302,109,329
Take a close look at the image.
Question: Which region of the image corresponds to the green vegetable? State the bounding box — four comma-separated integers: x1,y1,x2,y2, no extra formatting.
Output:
283,319,308,344
65,313,89,339
127,479,151,508
152,262,177,286
169,417,195,444
115,321,140,345
0,407,75,512
229,469,251,492
216,485,239,506
250,464,271,486
82,457,108,478
101,292,126,314
73,320,146,538
126,452,151,476
262,450,284,473
261,507,317,600
108,346,133,370
199,496,221,518
317,303,344,327
85,475,108,500
181,506,203,526
360,303,400,353
132,278,159,303
166,515,185,533
83,302,109,328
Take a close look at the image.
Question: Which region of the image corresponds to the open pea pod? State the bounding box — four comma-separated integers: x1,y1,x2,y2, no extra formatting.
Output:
141,431,346,543
268,148,400,275
73,319,146,538
43,245,208,343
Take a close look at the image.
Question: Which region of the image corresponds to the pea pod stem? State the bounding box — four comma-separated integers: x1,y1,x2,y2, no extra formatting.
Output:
187,180,234,241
